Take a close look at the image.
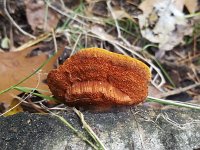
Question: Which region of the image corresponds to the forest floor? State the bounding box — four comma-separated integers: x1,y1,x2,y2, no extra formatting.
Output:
0,0,200,114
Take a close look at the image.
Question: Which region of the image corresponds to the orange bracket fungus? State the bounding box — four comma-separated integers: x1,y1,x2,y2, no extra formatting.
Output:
47,48,151,107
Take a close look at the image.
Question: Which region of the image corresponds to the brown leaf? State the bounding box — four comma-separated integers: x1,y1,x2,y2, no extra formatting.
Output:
24,0,60,32
184,0,198,13
0,46,62,106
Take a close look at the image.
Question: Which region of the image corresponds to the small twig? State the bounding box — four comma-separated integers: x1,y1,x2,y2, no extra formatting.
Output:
44,0,49,31
15,32,51,51
73,108,107,150
107,0,121,38
60,0,67,9
159,83,200,98
106,0,131,47
52,29,58,53
70,32,82,56
3,0,35,39
26,99,46,113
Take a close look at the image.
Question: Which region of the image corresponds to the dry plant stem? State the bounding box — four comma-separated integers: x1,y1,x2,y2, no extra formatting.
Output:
185,12,200,18
47,0,105,25
52,29,58,53
73,108,106,150
53,114,99,150
46,1,86,26
15,33,51,51
179,53,200,63
60,0,66,9
27,99,46,113
44,1,49,31
107,0,121,38
70,32,82,56
159,83,200,98
106,0,131,47
3,0,35,39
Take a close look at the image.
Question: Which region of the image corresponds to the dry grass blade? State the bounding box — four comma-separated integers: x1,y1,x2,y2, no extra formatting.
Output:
53,113,99,150
73,108,107,150
159,83,200,98
15,33,51,51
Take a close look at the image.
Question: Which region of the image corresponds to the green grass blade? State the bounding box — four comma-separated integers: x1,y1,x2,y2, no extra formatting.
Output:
147,96,200,110
14,86,56,101
54,114,99,150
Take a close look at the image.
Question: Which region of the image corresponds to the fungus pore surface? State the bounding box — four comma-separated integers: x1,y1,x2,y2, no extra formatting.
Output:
47,48,151,107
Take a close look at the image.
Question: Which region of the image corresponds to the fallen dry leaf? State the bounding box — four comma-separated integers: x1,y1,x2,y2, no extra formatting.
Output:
24,0,60,32
184,0,198,13
138,0,193,51
0,45,62,106
3,99,23,116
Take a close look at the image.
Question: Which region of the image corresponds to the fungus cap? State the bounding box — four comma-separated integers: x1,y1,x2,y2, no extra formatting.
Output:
47,48,151,107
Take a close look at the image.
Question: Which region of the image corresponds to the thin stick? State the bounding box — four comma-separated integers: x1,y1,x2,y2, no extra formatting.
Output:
70,32,82,56
159,83,200,98
107,0,121,38
52,29,58,53
15,33,51,51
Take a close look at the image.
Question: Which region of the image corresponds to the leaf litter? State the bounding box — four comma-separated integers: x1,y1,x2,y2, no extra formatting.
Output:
24,0,60,33
0,1,200,149
0,44,63,108
138,0,196,53
0,0,200,115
